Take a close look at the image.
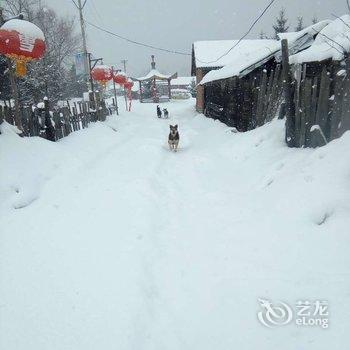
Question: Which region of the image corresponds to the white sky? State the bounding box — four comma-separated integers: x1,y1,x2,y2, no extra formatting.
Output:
45,0,346,77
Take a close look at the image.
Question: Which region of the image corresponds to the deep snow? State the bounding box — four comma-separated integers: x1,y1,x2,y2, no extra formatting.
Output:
0,99,350,349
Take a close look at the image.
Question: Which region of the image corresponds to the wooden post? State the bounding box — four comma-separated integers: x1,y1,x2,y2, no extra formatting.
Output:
281,39,296,147
168,79,171,100
111,66,119,115
139,81,143,103
44,98,55,141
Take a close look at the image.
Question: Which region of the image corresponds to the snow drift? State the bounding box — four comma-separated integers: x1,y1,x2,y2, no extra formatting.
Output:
0,100,349,349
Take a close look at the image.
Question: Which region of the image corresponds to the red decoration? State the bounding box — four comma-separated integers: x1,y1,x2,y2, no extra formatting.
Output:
0,19,46,77
91,65,113,86
113,73,127,85
124,81,134,90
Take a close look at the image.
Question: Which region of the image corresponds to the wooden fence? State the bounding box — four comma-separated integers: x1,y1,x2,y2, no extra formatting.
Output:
287,63,350,147
281,36,350,148
0,98,113,141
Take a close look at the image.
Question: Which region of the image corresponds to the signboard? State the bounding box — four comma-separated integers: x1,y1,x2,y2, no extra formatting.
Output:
75,52,88,77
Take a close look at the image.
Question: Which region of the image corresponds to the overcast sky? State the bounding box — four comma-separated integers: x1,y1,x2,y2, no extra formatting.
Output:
45,0,346,77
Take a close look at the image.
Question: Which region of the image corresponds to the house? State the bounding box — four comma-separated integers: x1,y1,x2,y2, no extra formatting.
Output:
192,21,330,131
170,76,195,90
280,15,350,147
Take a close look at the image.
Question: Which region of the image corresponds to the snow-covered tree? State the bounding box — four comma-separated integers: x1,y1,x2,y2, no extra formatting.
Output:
273,9,289,39
312,16,318,25
295,16,304,31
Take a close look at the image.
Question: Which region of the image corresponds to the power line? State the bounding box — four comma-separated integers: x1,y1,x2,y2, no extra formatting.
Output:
196,0,277,64
84,0,276,62
85,20,191,56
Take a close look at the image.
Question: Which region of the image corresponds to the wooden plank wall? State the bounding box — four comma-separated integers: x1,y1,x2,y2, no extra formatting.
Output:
290,62,350,148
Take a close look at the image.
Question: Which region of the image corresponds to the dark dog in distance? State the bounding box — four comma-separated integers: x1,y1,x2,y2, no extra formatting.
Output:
168,125,179,152
163,108,169,119
157,105,162,118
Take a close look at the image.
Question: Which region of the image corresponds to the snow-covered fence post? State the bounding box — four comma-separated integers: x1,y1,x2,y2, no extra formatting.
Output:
281,39,296,147
44,97,55,142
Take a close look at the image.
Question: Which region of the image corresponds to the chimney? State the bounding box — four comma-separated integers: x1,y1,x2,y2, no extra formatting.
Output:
151,55,156,70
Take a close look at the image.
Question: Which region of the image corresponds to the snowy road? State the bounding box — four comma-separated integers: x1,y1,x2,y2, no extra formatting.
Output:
1,99,350,349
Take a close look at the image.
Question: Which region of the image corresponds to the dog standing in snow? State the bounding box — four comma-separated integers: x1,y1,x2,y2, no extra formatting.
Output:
163,108,169,119
168,125,179,152
157,105,162,118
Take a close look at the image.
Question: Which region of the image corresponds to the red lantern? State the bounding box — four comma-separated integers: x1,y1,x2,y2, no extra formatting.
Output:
124,81,134,90
91,65,113,86
113,73,127,85
0,19,46,77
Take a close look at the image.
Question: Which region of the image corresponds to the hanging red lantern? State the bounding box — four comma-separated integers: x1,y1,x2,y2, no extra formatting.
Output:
113,73,127,85
91,65,113,87
0,19,46,77
124,80,134,90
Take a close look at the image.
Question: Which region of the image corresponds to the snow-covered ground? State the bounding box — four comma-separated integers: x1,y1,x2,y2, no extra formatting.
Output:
0,99,349,349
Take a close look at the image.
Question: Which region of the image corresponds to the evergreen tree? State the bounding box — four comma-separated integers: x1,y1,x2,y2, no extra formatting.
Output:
259,30,268,39
312,16,318,25
273,8,289,39
295,16,304,31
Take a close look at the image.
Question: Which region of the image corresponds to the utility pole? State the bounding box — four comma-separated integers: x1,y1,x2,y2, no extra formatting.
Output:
121,59,128,111
76,0,90,89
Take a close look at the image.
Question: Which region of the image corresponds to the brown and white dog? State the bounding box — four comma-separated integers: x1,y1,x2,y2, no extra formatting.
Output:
168,125,179,152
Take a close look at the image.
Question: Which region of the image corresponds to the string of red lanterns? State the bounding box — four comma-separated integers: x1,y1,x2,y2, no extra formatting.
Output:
91,65,134,111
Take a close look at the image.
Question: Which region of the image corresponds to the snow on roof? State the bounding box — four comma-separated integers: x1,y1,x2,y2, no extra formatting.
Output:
199,20,334,85
171,76,195,86
137,69,175,81
278,20,331,44
199,40,280,85
289,15,350,64
1,19,45,40
193,39,278,69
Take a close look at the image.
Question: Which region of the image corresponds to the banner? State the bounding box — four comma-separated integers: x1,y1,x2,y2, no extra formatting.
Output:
75,52,88,77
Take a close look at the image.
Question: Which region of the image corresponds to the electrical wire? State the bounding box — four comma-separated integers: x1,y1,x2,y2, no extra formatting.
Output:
85,20,191,56
84,0,276,61
196,0,277,64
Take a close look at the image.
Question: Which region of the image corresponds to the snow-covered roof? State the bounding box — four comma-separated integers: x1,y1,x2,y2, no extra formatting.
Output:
289,15,350,64
171,76,195,86
278,20,331,45
137,69,176,81
193,39,278,69
199,20,334,85
199,40,280,85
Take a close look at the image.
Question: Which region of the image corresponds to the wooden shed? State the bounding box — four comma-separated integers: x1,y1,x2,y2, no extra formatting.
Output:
192,21,331,131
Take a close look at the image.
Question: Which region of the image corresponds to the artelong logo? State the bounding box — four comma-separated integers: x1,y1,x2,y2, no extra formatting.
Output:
257,298,329,329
